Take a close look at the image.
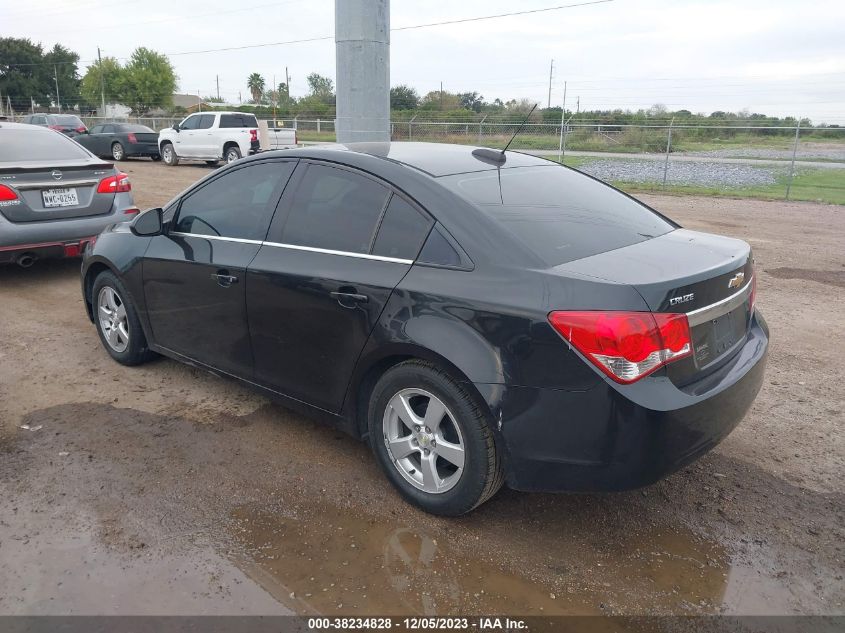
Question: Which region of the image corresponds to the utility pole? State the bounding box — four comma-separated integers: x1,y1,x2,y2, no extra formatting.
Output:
216,75,220,100
273,73,277,120
547,59,554,108
440,81,444,110
558,81,567,162
54,65,61,112
335,0,390,142
285,66,290,102
97,47,106,116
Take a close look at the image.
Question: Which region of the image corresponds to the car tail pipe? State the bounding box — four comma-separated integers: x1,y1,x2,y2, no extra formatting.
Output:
16,253,36,268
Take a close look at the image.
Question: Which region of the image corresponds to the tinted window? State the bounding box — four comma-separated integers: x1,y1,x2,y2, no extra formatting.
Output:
441,165,675,266
0,129,93,162
418,227,462,267
220,114,258,128
197,114,215,129
174,161,295,240
372,195,432,260
280,164,389,254
180,115,200,130
102,125,115,134
90,125,104,134
33,115,47,125
117,124,154,133
53,115,83,127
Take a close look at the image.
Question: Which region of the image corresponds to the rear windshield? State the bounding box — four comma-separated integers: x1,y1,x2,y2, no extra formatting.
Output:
0,128,93,162
52,115,84,127
441,165,675,266
220,113,258,128
118,124,154,133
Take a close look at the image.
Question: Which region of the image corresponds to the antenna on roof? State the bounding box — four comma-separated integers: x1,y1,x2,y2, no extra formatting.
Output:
501,103,538,154
472,103,538,166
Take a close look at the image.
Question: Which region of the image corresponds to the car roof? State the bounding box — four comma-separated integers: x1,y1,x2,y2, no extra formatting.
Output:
258,142,551,177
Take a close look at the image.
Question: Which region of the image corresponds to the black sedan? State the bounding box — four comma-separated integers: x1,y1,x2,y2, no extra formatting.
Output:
80,143,768,516
75,123,161,161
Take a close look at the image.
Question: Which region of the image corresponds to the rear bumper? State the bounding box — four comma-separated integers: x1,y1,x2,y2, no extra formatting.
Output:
0,237,97,264
494,312,769,492
126,143,160,156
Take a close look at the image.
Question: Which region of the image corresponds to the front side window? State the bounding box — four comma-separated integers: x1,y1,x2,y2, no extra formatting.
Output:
174,161,295,240
279,164,390,254
180,115,200,130
197,114,215,129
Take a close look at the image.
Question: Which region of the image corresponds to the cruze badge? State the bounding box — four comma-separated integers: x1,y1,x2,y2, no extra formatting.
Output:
728,272,745,289
669,293,695,306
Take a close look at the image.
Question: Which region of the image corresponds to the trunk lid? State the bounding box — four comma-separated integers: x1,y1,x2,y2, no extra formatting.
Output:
0,163,116,222
556,229,754,383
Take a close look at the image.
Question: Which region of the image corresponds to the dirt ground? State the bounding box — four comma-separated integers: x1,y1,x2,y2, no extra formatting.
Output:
0,159,842,616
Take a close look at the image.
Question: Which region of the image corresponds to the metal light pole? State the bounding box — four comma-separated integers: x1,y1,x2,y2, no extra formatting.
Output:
335,0,390,143
54,65,61,112
98,47,106,116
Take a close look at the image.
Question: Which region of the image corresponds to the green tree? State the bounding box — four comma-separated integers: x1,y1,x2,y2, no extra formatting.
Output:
420,90,460,111
247,73,265,103
458,91,484,113
390,84,419,110
0,38,50,109
306,72,334,104
41,44,80,110
81,56,122,111
120,47,177,115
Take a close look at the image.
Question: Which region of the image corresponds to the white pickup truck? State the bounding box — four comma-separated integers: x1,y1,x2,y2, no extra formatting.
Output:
158,111,297,166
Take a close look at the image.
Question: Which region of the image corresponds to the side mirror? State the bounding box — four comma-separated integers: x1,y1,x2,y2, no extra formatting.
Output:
131,207,163,237
172,123,180,132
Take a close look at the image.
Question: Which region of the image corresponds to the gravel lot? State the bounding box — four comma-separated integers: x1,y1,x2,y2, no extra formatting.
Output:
688,142,845,162
0,160,843,616
580,158,785,187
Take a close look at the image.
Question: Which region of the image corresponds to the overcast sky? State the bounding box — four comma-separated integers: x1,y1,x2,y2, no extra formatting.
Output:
4,0,844,123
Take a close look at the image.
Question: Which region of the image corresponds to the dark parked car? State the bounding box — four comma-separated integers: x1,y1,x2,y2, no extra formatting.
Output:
20,113,88,137
80,143,768,515
75,123,161,161
0,122,138,267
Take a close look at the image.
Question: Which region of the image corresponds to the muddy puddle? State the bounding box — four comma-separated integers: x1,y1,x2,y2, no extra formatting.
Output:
225,503,775,616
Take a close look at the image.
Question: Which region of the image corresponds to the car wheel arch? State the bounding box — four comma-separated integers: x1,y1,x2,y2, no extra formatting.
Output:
346,345,493,441
83,261,118,321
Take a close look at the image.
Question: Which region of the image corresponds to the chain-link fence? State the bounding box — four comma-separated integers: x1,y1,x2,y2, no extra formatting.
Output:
8,113,844,204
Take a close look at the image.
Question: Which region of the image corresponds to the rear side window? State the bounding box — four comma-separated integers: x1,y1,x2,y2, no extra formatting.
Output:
372,195,432,260
418,227,463,267
102,125,115,134
278,164,389,254
0,129,92,162
174,161,295,240
220,114,258,128
53,115,83,127
197,114,215,129
442,165,675,266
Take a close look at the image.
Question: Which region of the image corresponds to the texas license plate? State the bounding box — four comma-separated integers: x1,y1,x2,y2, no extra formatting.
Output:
42,188,79,207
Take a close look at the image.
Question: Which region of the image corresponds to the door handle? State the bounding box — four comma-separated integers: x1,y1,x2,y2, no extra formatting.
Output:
211,271,239,287
330,291,369,308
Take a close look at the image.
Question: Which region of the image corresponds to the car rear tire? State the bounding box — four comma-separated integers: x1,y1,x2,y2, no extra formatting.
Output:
151,154,162,162
205,160,220,166
111,142,125,161
161,142,179,166
92,271,156,366
224,145,241,163
367,360,504,516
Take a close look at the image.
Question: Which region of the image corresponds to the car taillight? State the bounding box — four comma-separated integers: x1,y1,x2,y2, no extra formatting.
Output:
48,125,63,131
548,311,692,384
123,207,140,215
250,129,258,142
97,172,131,194
127,133,137,143
0,184,18,201
76,126,87,133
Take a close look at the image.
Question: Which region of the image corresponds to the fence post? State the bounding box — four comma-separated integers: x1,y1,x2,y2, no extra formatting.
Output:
409,115,416,141
662,118,675,190
478,115,487,145
785,120,801,200
317,119,321,133
293,116,298,131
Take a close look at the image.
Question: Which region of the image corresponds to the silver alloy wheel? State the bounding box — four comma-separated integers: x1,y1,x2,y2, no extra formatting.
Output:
97,286,130,353
162,144,173,163
226,148,240,163
383,388,465,494
112,143,124,160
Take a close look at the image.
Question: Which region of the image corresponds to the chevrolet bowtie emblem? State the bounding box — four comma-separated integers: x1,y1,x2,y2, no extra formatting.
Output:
728,272,745,289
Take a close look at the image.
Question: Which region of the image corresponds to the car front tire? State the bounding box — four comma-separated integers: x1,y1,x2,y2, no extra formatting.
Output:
367,360,504,516
92,271,156,366
161,142,179,166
